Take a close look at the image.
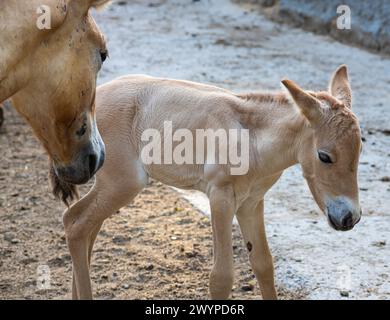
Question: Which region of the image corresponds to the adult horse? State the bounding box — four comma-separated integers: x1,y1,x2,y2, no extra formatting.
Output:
0,0,110,186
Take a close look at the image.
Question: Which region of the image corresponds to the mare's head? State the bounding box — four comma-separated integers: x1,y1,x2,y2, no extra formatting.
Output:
4,0,111,184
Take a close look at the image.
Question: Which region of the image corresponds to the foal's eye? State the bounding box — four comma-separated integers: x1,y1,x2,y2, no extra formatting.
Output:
100,50,108,63
76,123,87,137
318,151,333,164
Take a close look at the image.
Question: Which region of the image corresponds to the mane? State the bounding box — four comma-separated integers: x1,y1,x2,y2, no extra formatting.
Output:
237,91,290,106
233,91,296,128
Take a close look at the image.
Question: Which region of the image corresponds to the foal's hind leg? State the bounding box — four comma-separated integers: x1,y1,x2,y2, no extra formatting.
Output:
236,199,277,300
208,184,235,299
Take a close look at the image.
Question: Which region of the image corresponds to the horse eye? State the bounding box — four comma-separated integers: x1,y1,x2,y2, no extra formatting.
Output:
100,50,108,63
318,151,333,164
76,123,87,137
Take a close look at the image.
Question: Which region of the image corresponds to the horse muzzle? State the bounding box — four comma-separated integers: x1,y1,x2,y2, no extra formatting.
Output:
326,197,361,231
54,140,105,185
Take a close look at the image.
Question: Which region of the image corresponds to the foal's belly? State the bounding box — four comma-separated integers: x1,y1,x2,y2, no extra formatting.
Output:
144,163,205,190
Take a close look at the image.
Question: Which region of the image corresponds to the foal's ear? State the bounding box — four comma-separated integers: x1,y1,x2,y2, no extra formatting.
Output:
90,0,112,9
74,0,111,13
282,79,322,124
329,65,352,109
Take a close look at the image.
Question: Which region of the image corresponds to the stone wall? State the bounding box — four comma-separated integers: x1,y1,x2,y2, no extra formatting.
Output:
236,0,390,54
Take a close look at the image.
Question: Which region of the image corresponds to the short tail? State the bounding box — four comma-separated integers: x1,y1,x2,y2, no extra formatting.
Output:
49,165,79,207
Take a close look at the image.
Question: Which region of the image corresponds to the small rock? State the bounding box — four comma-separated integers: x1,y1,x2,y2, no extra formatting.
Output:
185,251,198,258
122,283,130,290
372,240,386,247
112,235,130,245
145,264,154,271
20,257,38,265
214,39,232,46
381,129,390,136
340,290,349,297
380,176,390,182
3,233,16,242
241,284,254,292
10,238,20,244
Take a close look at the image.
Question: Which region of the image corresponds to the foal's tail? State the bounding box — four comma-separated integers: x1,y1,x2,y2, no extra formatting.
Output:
49,164,79,207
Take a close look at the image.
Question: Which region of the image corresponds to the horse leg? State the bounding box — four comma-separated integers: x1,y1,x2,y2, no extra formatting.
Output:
71,222,102,299
65,177,144,299
0,104,4,128
64,134,147,299
208,184,235,299
236,199,277,299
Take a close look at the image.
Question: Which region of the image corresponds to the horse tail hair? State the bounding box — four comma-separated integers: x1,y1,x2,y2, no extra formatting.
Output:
49,164,79,207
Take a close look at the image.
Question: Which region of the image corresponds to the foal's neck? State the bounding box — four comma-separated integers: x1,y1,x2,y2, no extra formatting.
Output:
236,91,312,175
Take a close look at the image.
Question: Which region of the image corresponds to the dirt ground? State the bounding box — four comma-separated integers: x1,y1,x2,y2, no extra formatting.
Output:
0,0,389,300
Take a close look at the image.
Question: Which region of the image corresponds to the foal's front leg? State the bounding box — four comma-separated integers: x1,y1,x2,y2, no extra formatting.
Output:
64,180,143,299
71,222,103,299
208,184,235,299
64,188,104,300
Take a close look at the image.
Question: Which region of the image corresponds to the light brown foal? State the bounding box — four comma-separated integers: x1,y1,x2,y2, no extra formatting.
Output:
57,65,362,299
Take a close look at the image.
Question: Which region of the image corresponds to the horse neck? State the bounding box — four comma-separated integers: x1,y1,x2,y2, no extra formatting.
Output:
236,91,312,175
0,71,29,103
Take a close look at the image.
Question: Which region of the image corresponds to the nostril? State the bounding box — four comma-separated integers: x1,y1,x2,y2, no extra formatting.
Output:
341,212,353,228
88,154,97,177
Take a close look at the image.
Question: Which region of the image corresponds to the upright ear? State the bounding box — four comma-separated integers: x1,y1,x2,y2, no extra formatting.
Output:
282,79,322,125
72,0,111,14
329,65,352,109
90,0,112,9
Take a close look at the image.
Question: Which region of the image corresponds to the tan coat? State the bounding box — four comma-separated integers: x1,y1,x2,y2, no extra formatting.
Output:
61,66,362,299
0,0,110,184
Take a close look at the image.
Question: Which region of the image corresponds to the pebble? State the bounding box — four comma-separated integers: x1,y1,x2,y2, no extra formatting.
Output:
145,264,154,271
340,290,349,297
372,240,386,247
241,284,254,292
185,251,198,258
112,235,130,245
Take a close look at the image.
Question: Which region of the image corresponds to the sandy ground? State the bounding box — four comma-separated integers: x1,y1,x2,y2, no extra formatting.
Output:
0,0,389,299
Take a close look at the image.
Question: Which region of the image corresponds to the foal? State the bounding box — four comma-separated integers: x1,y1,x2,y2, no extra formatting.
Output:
56,65,362,299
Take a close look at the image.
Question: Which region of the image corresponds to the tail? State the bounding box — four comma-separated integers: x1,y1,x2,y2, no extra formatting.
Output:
49,164,79,207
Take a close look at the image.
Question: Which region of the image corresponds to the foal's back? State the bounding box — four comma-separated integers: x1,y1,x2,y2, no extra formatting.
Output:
95,74,241,131
94,75,247,189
